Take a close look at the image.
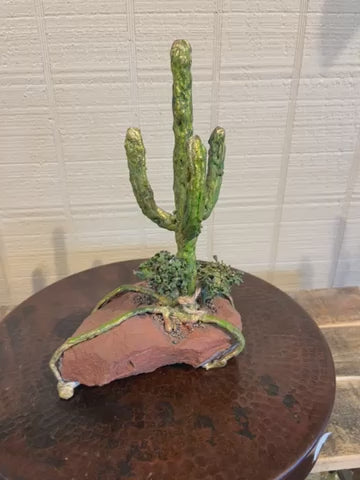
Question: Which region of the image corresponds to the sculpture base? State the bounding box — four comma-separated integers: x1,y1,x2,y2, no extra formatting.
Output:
60,292,242,387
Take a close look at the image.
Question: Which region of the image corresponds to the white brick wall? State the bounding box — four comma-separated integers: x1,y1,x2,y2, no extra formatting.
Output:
1,0,360,305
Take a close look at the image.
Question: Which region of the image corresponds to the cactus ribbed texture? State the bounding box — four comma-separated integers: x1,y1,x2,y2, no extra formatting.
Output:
125,39,226,295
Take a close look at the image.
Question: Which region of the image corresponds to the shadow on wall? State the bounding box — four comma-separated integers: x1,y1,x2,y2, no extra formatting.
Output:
268,260,313,292
32,268,46,293
27,217,359,295
297,217,360,289
296,217,354,290
0,232,11,305
320,0,360,68
271,216,352,291
53,227,69,279
28,226,169,295
32,227,69,294
328,216,346,287
331,216,360,287
335,248,351,286
299,257,313,290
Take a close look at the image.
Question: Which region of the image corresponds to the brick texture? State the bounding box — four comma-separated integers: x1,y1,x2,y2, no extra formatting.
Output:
1,0,360,304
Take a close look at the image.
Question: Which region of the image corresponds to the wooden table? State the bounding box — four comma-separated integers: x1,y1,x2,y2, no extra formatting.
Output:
0,261,337,479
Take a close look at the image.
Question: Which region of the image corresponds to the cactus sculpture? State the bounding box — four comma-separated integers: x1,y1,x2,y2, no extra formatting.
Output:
50,40,245,400
125,40,225,296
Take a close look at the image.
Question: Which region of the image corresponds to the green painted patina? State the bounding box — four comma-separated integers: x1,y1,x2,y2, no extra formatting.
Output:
125,39,225,296
50,40,244,399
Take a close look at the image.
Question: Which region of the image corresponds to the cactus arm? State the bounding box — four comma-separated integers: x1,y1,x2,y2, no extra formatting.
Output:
171,39,193,221
125,128,176,231
203,126,226,220
182,135,206,240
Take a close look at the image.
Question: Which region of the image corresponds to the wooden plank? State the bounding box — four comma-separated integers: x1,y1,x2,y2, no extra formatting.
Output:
338,472,354,480
291,287,360,327
321,326,360,377
293,288,360,473
308,473,339,480
313,379,360,473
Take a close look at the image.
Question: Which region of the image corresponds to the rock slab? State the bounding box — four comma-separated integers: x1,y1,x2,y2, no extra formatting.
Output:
61,292,242,386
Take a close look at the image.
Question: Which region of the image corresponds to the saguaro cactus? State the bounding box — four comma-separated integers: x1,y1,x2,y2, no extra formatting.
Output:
50,40,244,400
125,39,225,296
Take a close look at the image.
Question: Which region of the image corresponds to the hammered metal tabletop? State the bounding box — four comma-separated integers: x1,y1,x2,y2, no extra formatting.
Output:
0,260,335,480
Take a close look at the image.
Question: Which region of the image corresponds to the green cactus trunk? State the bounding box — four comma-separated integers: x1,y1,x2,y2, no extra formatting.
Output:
171,40,197,293
125,39,226,297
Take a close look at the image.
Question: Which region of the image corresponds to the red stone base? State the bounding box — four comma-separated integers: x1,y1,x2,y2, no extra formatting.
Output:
61,291,242,386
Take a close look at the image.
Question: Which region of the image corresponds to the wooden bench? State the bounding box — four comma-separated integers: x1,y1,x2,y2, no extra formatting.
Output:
1,286,359,476
291,287,360,478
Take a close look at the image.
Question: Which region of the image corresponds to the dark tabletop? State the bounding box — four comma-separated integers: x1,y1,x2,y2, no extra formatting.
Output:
0,260,335,480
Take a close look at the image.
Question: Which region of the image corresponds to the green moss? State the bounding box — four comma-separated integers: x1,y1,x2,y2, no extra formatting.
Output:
136,252,243,303
197,257,244,301
135,251,189,301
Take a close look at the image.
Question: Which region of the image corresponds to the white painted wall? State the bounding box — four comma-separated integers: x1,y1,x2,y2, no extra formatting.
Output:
1,0,360,306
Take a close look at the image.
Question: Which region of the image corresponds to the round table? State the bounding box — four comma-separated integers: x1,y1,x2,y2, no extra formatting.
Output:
0,260,335,480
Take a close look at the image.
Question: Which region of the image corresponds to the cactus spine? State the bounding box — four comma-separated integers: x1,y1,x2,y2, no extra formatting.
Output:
125,39,225,295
